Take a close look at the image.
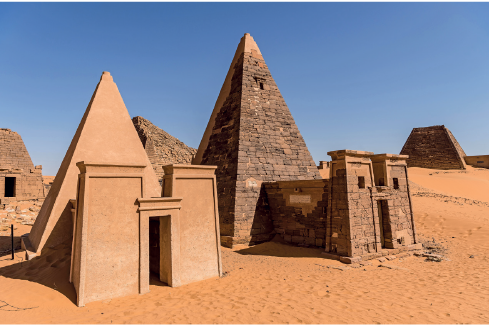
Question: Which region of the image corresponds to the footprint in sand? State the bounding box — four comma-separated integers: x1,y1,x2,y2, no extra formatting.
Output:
462,226,483,237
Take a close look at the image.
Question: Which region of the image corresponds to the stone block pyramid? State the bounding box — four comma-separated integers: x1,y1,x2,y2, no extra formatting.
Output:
400,125,466,170
193,33,321,248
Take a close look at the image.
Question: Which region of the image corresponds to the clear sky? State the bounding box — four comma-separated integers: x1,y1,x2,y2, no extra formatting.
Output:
1,3,489,176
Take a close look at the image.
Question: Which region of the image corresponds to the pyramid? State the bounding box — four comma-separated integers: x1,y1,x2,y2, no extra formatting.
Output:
27,72,160,256
132,116,197,182
0,128,44,200
193,33,321,248
400,125,466,170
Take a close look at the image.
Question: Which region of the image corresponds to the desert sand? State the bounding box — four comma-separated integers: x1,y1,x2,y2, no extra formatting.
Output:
0,166,488,324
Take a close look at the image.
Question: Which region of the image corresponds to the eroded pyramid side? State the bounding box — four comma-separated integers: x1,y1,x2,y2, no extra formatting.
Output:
197,33,321,247
400,125,466,170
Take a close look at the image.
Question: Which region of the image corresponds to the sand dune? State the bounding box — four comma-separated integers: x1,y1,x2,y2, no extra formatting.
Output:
409,166,489,203
0,167,488,324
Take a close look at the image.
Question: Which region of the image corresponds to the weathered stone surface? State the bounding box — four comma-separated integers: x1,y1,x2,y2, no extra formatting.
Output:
324,150,417,258
400,125,466,170
194,33,320,247
132,116,196,183
264,179,327,248
0,128,44,201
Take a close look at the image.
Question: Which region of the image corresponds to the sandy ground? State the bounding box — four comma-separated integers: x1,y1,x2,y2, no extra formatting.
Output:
0,167,488,324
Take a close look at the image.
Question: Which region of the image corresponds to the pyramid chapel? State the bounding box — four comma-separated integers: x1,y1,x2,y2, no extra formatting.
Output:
24,71,222,307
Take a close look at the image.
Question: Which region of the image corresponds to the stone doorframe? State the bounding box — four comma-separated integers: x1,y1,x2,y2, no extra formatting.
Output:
137,197,183,294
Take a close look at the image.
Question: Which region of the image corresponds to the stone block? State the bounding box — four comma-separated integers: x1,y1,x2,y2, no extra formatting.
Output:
340,256,362,264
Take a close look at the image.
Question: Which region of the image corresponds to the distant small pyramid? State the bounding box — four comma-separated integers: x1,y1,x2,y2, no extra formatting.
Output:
0,128,44,199
28,72,160,255
132,116,196,181
194,33,321,248
400,125,466,170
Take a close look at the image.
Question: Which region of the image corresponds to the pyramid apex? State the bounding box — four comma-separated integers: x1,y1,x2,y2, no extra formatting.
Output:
100,71,113,82
244,33,251,37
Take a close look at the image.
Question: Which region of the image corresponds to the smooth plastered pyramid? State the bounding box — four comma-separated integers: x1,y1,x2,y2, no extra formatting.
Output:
194,33,321,248
27,72,160,257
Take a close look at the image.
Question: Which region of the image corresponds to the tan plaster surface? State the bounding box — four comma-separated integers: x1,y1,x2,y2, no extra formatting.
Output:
83,177,141,304
28,72,160,255
162,165,222,285
71,163,147,307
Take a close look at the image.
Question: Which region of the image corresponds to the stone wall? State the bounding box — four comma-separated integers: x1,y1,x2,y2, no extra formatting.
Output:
400,125,466,169
465,155,489,169
264,179,328,247
325,150,417,258
0,128,44,201
132,116,197,183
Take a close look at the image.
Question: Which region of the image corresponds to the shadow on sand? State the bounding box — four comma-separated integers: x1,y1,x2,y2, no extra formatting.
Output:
0,240,77,304
0,234,22,258
234,236,327,259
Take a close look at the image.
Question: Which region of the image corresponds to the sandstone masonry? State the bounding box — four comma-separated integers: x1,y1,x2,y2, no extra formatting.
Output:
400,125,466,170
262,150,419,261
0,128,44,203
133,116,196,183
194,33,321,248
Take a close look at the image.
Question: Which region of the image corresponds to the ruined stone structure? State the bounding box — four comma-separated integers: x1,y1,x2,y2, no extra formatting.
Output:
465,155,489,169
194,33,321,248
264,150,419,262
400,125,466,169
317,161,330,179
325,150,417,259
132,116,196,183
265,179,328,248
0,128,44,203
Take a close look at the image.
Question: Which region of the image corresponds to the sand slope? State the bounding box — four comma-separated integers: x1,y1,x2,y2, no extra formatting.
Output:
0,167,488,324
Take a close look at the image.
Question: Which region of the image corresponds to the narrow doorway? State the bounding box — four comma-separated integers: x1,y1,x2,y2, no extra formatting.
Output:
377,200,391,248
5,177,15,197
149,217,160,277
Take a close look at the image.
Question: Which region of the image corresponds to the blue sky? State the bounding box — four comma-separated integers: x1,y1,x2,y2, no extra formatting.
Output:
1,3,489,175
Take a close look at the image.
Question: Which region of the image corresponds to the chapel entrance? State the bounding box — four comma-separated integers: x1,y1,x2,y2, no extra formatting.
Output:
377,200,392,248
5,177,16,197
149,217,160,277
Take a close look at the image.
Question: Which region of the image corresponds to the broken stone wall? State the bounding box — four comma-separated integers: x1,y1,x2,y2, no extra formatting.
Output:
264,179,328,247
